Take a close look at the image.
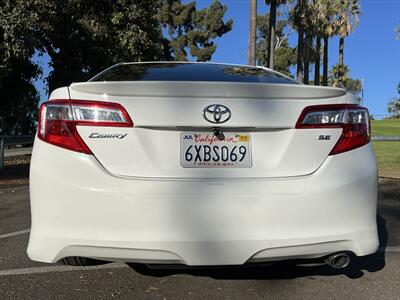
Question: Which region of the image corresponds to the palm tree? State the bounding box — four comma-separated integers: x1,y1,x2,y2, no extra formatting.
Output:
309,0,326,85
248,0,257,65
329,63,350,87
302,1,316,84
335,0,361,86
312,10,322,86
310,0,336,86
291,0,316,83
265,0,288,69
292,0,305,82
313,36,321,85
322,34,329,86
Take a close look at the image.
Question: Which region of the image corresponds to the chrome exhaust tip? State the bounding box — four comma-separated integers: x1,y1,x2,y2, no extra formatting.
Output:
325,253,351,269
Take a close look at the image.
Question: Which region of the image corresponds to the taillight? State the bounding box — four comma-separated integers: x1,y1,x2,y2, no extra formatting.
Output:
296,104,370,155
38,100,133,154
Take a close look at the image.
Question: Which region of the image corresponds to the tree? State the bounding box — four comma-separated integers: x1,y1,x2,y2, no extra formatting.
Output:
28,0,232,91
334,0,361,85
387,83,400,118
314,27,322,85
292,0,305,82
345,77,362,95
0,0,40,135
0,59,40,135
301,1,315,84
248,0,257,65
265,0,287,69
1,0,232,134
321,1,337,86
307,0,335,85
388,27,400,118
291,0,317,84
256,13,296,76
387,99,400,118
30,0,167,92
290,0,338,85
329,63,362,95
159,0,233,62
0,0,39,82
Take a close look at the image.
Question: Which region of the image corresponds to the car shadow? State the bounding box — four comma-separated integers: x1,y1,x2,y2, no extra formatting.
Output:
128,214,387,280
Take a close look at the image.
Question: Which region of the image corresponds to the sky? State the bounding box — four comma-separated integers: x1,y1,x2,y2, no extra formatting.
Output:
34,0,400,117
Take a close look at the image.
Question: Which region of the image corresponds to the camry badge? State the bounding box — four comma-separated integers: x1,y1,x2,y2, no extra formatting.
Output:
203,104,231,124
89,133,127,139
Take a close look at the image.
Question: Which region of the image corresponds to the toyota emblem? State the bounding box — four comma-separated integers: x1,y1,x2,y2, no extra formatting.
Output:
203,104,231,124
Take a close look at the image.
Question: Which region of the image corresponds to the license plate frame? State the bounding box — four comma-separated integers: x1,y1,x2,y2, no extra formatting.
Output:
180,132,252,168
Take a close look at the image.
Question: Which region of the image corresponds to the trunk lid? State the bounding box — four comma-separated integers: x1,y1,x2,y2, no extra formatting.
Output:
70,81,348,178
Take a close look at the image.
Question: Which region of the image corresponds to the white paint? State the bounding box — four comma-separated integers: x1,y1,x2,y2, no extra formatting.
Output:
0,262,127,276
0,185,29,192
28,139,380,265
26,78,377,265
0,229,30,239
380,246,400,253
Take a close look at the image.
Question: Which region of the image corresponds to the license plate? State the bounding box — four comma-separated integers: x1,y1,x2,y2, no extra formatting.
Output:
180,132,252,168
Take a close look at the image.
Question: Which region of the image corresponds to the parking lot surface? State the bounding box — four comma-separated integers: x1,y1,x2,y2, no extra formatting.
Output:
0,179,399,300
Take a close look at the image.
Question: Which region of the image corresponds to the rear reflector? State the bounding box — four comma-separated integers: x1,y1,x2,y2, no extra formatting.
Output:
296,104,370,155
38,100,133,154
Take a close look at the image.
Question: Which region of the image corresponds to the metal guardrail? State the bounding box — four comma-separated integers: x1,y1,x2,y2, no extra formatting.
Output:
0,138,3,170
0,135,399,170
4,147,33,158
0,135,35,170
372,136,400,141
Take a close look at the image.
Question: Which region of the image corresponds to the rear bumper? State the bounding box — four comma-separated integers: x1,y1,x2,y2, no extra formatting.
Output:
28,139,379,265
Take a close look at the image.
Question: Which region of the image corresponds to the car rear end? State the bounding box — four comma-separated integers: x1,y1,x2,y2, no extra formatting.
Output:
27,62,378,266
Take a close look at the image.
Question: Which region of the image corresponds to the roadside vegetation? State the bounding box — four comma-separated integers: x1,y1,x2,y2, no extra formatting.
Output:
0,0,368,136
371,119,400,178
371,119,400,137
1,0,233,135
1,0,399,179
373,142,400,178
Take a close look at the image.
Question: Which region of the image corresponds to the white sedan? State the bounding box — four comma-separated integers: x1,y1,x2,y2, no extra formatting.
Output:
27,62,378,269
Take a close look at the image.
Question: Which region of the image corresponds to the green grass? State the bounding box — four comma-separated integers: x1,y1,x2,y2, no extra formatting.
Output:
369,120,400,177
371,119,400,137
372,141,400,178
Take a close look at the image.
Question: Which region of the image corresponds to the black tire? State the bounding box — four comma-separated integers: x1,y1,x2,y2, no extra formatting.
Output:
60,256,106,266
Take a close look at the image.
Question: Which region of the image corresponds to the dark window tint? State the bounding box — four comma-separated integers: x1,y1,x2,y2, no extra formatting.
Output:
90,63,298,84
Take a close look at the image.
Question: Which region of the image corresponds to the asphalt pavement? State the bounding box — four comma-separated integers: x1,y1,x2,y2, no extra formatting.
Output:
0,179,399,300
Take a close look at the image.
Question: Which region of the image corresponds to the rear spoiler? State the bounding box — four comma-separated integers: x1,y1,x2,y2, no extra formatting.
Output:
70,81,347,100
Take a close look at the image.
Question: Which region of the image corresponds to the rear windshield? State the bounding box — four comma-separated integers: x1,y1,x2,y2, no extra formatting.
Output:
90,63,298,84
